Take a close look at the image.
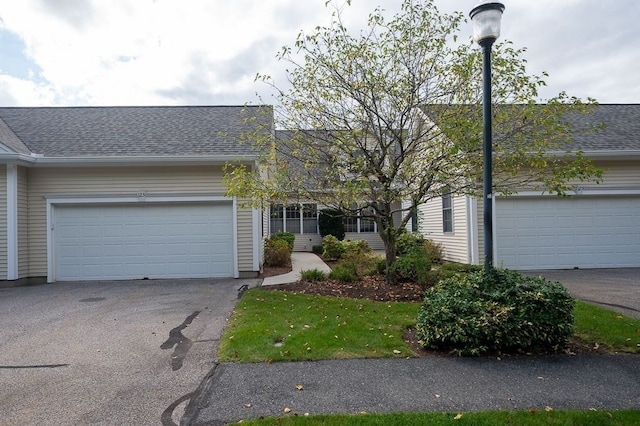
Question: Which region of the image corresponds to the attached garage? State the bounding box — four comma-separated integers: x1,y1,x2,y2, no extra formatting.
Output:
496,195,640,270
51,202,235,281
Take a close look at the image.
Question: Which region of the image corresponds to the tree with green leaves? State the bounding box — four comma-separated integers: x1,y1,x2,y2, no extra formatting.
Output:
224,0,601,284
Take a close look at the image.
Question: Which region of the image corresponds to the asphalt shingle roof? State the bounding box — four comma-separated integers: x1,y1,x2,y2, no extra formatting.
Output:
565,104,640,151
0,105,272,158
423,103,640,153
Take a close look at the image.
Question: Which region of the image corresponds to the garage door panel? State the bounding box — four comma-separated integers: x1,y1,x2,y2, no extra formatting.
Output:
54,203,234,281
497,196,640,269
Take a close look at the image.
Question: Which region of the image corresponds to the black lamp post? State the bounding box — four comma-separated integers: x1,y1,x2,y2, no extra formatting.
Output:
470,2,504,274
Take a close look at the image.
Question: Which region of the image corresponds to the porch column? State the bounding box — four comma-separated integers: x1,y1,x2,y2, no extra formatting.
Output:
7,164,18,280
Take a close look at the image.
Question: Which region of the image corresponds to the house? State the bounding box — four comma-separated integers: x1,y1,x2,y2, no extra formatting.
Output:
266,129,408,252
418,104,640,270
0,106,271,284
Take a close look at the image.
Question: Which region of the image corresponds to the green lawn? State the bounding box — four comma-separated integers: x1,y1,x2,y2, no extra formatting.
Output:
218,288,640,363
574,301,640,353
218,289,419,362
232,409,640,425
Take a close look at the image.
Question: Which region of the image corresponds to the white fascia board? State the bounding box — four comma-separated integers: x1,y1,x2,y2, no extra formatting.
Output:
0,153,37,166
496,188,640,198
545,150,640,160
24,154,259,167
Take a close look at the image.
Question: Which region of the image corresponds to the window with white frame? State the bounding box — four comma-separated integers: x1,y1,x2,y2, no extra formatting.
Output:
442,190,453,233
270,204,284,233
302,203,318,233
343,204,378,233
270,203,318,234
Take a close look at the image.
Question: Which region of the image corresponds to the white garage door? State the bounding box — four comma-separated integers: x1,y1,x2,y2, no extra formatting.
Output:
54,203,234,281
496,196,640,270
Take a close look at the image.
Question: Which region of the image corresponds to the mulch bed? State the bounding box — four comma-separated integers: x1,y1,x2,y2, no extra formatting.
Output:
260,264,611,357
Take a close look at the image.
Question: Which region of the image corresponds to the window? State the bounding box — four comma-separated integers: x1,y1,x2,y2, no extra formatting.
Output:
343,204,378,233
270,204,284,233
270,203,318,234
442,191,453,233
285,205,301,234
302,204,318,234
359,205,376,233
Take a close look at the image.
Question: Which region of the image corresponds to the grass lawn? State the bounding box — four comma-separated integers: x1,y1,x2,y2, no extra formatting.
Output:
218,288,640,363
232,410,640,425
218,288,419,362
574,301,640,353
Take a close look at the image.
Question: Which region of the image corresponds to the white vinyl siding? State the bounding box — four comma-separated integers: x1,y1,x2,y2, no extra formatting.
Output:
0,165,6,279
26,166,256,277
237,207,254,273
418,195,470,263
18,166,28,278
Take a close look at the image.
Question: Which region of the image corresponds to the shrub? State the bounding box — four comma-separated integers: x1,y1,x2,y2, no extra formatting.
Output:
395,233,443,264
342,239,372,256
311,245,324,255
329,264,358,283
396,232,425,256
271,232,295,253
340,250,381,278
322,235,345,261
389,248,432,284
318,209,345,240
264,238,291,267
423,239,444,264
416,268,575,356
300,268,328,282
423,262,483,288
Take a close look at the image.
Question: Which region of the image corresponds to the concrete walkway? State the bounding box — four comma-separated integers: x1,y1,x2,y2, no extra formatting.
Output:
262,252,332,286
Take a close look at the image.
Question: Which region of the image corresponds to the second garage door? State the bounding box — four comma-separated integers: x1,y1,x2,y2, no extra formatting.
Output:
53,203,234,281
496,196,640,270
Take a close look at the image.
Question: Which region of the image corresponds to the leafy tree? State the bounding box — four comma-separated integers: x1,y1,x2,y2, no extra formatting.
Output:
224,0,602,284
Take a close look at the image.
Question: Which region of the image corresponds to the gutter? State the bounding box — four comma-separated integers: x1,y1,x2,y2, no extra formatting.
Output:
0,153,260,167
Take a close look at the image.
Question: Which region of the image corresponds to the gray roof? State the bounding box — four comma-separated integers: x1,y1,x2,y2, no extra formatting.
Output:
565,104,640,152
423,103,640,154
0,105,272,158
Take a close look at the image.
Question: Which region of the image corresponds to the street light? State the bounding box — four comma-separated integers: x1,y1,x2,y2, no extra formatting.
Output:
469,2,504,274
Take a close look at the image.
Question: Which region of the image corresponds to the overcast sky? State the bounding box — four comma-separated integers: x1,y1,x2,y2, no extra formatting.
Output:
0,0,637,107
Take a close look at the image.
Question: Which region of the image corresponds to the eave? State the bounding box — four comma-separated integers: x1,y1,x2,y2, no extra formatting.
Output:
0,153,260,167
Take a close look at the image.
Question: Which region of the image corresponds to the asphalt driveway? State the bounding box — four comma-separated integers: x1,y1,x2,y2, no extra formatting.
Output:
0,278,258,425
525,268,640,318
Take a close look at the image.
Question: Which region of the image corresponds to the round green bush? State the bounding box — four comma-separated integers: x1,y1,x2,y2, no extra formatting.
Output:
415,268,575,356
321,235,345,260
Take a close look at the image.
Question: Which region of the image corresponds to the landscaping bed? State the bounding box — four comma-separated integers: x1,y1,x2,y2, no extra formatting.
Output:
261,266,620,357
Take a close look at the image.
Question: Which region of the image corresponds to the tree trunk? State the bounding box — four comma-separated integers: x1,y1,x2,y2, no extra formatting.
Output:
382,227,398,285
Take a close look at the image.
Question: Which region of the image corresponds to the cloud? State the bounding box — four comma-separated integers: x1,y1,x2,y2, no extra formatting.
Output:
0,0,636,106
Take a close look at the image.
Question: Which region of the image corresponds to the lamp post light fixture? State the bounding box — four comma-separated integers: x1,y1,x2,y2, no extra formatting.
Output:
470,2,504,274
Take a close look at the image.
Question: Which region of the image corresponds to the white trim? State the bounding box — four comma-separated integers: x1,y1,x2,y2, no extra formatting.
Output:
466,195,479,265
46,194,238,282
6,164,18,280
498,188,640,198
232,198,239,278
492,193,498,268
252,207,262,272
